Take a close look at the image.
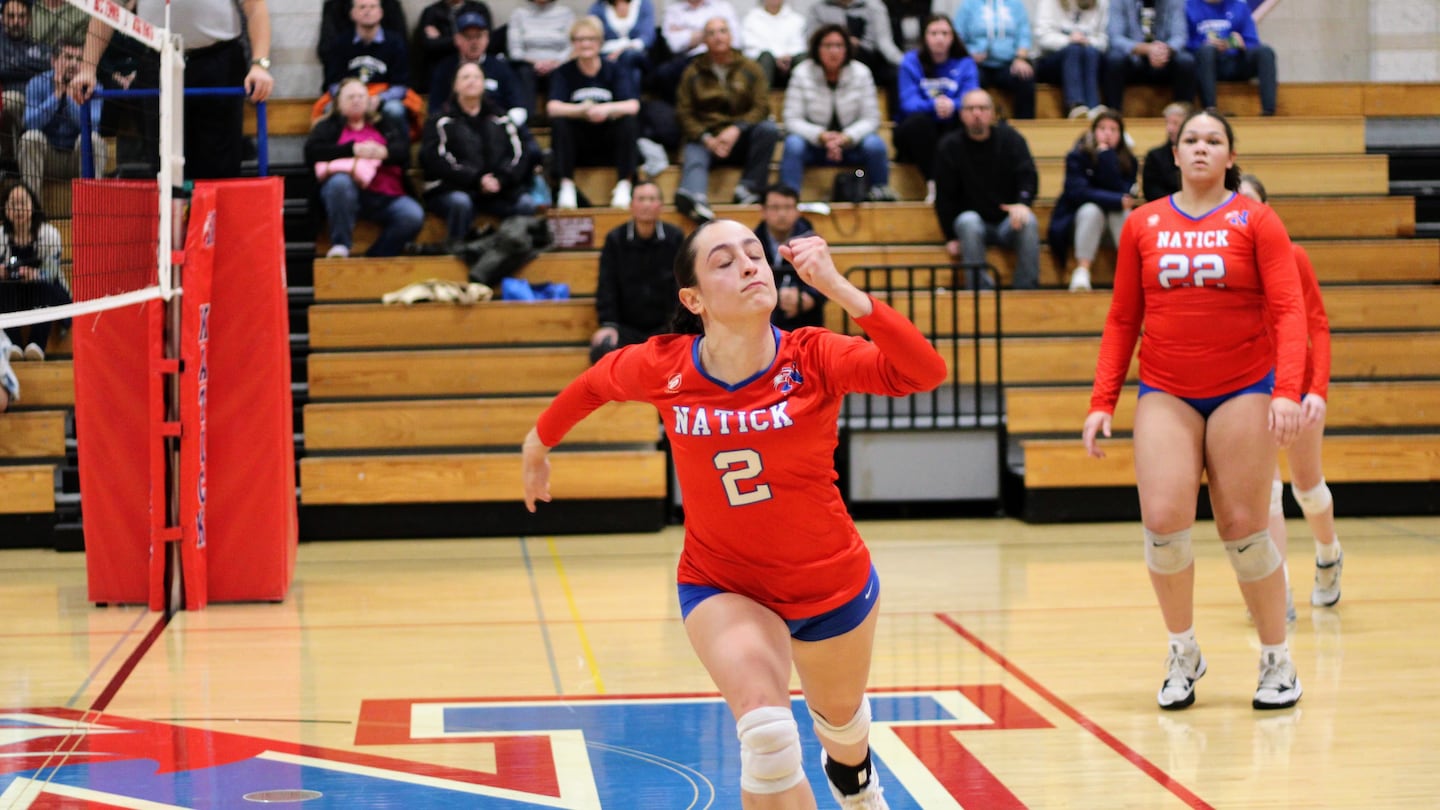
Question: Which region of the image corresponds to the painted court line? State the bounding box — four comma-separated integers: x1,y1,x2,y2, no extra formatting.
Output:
936,613,1216,810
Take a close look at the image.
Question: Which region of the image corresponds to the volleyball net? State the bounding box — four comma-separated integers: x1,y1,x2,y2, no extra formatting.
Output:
0,0,182,339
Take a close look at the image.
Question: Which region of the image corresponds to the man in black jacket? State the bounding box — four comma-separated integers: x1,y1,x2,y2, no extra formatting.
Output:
933,88,1039,289
753,184,823,331
420,62,542,245
590,181,683,363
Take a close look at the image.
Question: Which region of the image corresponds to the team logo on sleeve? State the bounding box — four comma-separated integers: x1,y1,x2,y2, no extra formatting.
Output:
1225,209,1250,227
773,364,804,393
1147,214,1160,227
666,373,682,391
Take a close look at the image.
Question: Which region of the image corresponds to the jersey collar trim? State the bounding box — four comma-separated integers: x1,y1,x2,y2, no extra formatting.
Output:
1167,191,1236,222
692,326,783,392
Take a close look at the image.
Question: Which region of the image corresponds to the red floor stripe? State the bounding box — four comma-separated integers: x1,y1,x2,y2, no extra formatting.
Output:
936,613,1216,810
90,612,170,713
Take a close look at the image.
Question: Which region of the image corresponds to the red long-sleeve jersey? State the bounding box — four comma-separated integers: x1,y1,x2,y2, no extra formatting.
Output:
1273,244,1331,400
536,299,947,619
1090,193,1307,414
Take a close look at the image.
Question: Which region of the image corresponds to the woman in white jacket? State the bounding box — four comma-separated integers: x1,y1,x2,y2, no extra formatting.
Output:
779,24,896,201
1034,0,1108,118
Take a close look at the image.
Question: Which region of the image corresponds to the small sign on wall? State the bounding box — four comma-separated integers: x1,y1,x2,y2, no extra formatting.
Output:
548,216,595,249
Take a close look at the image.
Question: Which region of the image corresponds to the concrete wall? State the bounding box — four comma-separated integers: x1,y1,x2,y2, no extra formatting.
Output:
267,0,1435,99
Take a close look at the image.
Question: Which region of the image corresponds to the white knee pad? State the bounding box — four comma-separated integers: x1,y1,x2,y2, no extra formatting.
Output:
736,706,805,795
1144,527,1194,575
810,697,871,747
1224,530,1284,583
1270,478,1284,517
1291,479,1333,516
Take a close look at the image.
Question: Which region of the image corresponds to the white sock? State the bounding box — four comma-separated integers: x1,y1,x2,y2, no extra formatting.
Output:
1169,628,1198,649
1261,641,1289,660
1316,537,1341,563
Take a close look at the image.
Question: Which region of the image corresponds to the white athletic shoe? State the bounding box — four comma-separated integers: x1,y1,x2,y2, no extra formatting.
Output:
23,343,44,361
609,179,632,208
923,179,936,205
1068,266,1092,292
324,244,349,259
5,342,21,361
1158,641,1206,710
556,181,579,210
1253,650,1302,710
1312,551,1343,607
821,752,888,810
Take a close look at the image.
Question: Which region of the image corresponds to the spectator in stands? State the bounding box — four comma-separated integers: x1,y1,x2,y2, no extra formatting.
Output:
805,0,903,111
0,0,52,152
0,181,67,362
1104,0,1196,114
1034,0,1107,119
590,180,682,363
886,0,932,54
779,24,893,203
412,0,492,94
421,62,544,247
322,0,412,129
0,331,18,410
306,78,423,259
21,39,103,196
29,0,84,48
507,0,575,119
894,14,977,204
590,0,655,93
1047,109,1136,292
1186,0,1275,115
73,0,274,181
753,184,825,330
655,0,742,103
933,88,1039,289
547,15,640,210
953,0,1035,119
673,17,777,223
427,11,524,119
742,0,807,89
319,0,406,63
1142,100,1187,200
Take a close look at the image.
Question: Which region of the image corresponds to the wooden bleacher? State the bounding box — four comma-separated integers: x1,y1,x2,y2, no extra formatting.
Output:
0,465,55,514
280,82,1440,527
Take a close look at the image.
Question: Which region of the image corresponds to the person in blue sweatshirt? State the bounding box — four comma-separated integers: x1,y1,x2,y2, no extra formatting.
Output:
952,0,1034,119
894,15,978,201
1186,0,1275,115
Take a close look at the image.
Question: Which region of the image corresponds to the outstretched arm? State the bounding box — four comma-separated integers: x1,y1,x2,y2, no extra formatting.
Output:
522,428,552,512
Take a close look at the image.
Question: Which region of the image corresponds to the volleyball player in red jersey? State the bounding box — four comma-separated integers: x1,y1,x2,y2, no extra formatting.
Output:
1240,174,1343,612
1082,110,1308,711
523,221,946,809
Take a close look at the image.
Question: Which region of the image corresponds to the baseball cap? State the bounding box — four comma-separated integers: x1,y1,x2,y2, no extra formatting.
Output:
456,11,489,31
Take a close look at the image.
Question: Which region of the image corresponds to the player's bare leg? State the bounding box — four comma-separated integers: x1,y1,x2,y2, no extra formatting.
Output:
686,593,818,809
793,601,885,806
1133,392,1206,708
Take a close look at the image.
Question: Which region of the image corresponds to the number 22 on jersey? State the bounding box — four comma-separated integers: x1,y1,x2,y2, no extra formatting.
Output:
1157,254,1227,288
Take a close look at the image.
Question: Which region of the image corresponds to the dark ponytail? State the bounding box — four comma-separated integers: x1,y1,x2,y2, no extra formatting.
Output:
667,220,722,335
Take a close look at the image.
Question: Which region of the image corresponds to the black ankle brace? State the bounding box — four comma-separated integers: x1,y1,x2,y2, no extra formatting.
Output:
824,749,873,796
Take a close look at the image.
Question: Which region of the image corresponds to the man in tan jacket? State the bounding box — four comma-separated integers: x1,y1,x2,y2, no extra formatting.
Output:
673,17,778,222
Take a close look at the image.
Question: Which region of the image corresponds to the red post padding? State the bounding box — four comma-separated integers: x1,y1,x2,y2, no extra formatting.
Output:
189,178,296,603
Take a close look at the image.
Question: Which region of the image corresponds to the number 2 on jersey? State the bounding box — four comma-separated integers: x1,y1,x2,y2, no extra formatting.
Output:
1157,254,1226,288
714,449,773,507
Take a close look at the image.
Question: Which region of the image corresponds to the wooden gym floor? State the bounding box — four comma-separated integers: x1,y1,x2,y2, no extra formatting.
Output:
2,514,1438,808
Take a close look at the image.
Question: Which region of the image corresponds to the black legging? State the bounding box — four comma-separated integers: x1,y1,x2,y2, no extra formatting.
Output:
1,279,71,350
893,112,960,180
